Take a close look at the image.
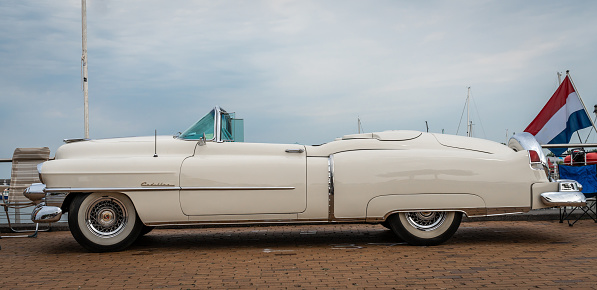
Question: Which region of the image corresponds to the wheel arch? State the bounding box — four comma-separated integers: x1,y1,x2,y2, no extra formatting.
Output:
366,193,487,222
382,209,469,223
61,191,143,223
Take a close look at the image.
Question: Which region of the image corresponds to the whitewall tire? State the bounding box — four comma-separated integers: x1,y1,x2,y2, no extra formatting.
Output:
388,211,462,246
68,192,143,252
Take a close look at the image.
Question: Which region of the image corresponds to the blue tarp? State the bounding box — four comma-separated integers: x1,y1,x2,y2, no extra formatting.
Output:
558,164,597,197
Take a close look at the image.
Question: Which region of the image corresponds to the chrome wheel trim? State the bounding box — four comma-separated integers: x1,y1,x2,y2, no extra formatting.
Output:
85,197,128,238
405,211,446,231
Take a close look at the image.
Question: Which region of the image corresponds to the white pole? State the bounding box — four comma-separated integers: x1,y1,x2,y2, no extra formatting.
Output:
82,0,89,139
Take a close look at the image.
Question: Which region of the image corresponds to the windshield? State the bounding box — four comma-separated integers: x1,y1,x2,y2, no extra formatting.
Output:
179,109,215,140
179,107,244,142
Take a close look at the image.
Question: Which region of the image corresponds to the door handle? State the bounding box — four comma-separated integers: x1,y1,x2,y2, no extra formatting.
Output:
285,149,304,153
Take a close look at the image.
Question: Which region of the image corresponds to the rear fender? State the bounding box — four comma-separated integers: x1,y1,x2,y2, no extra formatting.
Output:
366,194,486,221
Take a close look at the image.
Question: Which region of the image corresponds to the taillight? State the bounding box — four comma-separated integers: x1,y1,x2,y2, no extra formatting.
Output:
529,150,541,163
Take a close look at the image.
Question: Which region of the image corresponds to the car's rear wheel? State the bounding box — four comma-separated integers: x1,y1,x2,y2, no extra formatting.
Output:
388,211,462,246
69,192,143,252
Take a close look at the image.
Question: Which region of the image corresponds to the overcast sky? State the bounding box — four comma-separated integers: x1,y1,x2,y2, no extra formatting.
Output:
2,0,597,178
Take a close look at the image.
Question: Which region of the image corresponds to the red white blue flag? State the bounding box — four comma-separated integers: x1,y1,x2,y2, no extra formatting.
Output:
524,76,592,156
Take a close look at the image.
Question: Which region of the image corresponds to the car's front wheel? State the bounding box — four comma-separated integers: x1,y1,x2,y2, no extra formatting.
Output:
69,192,143,252
387,211,462,246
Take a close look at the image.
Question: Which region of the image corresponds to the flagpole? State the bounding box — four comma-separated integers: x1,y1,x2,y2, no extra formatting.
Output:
566,70,597,138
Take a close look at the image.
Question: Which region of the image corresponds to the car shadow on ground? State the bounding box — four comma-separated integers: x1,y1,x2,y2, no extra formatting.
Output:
40,223,565,254
126,224,560,251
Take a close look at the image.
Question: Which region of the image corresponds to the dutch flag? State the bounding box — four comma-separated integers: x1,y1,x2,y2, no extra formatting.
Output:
524,76,592,156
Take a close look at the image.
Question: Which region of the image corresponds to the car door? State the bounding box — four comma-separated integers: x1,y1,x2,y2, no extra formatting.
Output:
179,142,307,215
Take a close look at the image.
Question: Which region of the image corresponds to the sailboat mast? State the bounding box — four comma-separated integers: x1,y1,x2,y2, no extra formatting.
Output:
466,87,471,137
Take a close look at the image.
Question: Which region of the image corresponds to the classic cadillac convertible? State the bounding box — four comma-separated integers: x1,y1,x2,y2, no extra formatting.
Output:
25,106,586,252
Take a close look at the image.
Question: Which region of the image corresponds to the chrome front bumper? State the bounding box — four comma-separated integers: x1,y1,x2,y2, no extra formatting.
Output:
31,202,63,223
24,183,63,223
540,180,587,207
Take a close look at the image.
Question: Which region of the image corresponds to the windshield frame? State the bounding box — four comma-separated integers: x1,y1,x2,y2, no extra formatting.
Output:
179,106,234,143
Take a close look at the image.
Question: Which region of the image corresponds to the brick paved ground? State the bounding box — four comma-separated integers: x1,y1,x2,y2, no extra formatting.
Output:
1,220,596,289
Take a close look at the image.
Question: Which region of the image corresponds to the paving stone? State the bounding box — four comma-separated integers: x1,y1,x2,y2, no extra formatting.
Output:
1,221,597,288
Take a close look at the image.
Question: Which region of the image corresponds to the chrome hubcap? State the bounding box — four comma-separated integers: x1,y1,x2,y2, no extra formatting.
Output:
86,197,128,238
405,211,446,231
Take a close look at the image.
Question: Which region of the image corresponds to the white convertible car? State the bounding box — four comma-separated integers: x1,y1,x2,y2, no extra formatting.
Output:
25,106,586,252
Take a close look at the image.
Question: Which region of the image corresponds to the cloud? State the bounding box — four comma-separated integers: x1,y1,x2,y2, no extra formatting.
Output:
2,0,597,178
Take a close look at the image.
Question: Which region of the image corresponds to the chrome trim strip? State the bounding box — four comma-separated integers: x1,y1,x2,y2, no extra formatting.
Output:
484,207,531,216
44,186,295,193
181,186,295,191
381,207,533,220
45,187,177,193
328,154,335,221
145,218,364,227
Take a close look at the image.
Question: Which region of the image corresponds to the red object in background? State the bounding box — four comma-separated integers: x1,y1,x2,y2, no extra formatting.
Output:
564,152,597,165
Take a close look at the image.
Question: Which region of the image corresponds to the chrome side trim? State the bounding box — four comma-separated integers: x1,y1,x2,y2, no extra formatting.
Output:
45,187,177,193
44,186,295,193
484,207,531,216
381,207,533,220
145,218,367,227
328,154,335,221
181,186,295,191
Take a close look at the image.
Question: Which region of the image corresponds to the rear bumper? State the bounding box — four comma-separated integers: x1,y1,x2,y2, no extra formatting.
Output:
540,191,586,207
540,180,586,207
